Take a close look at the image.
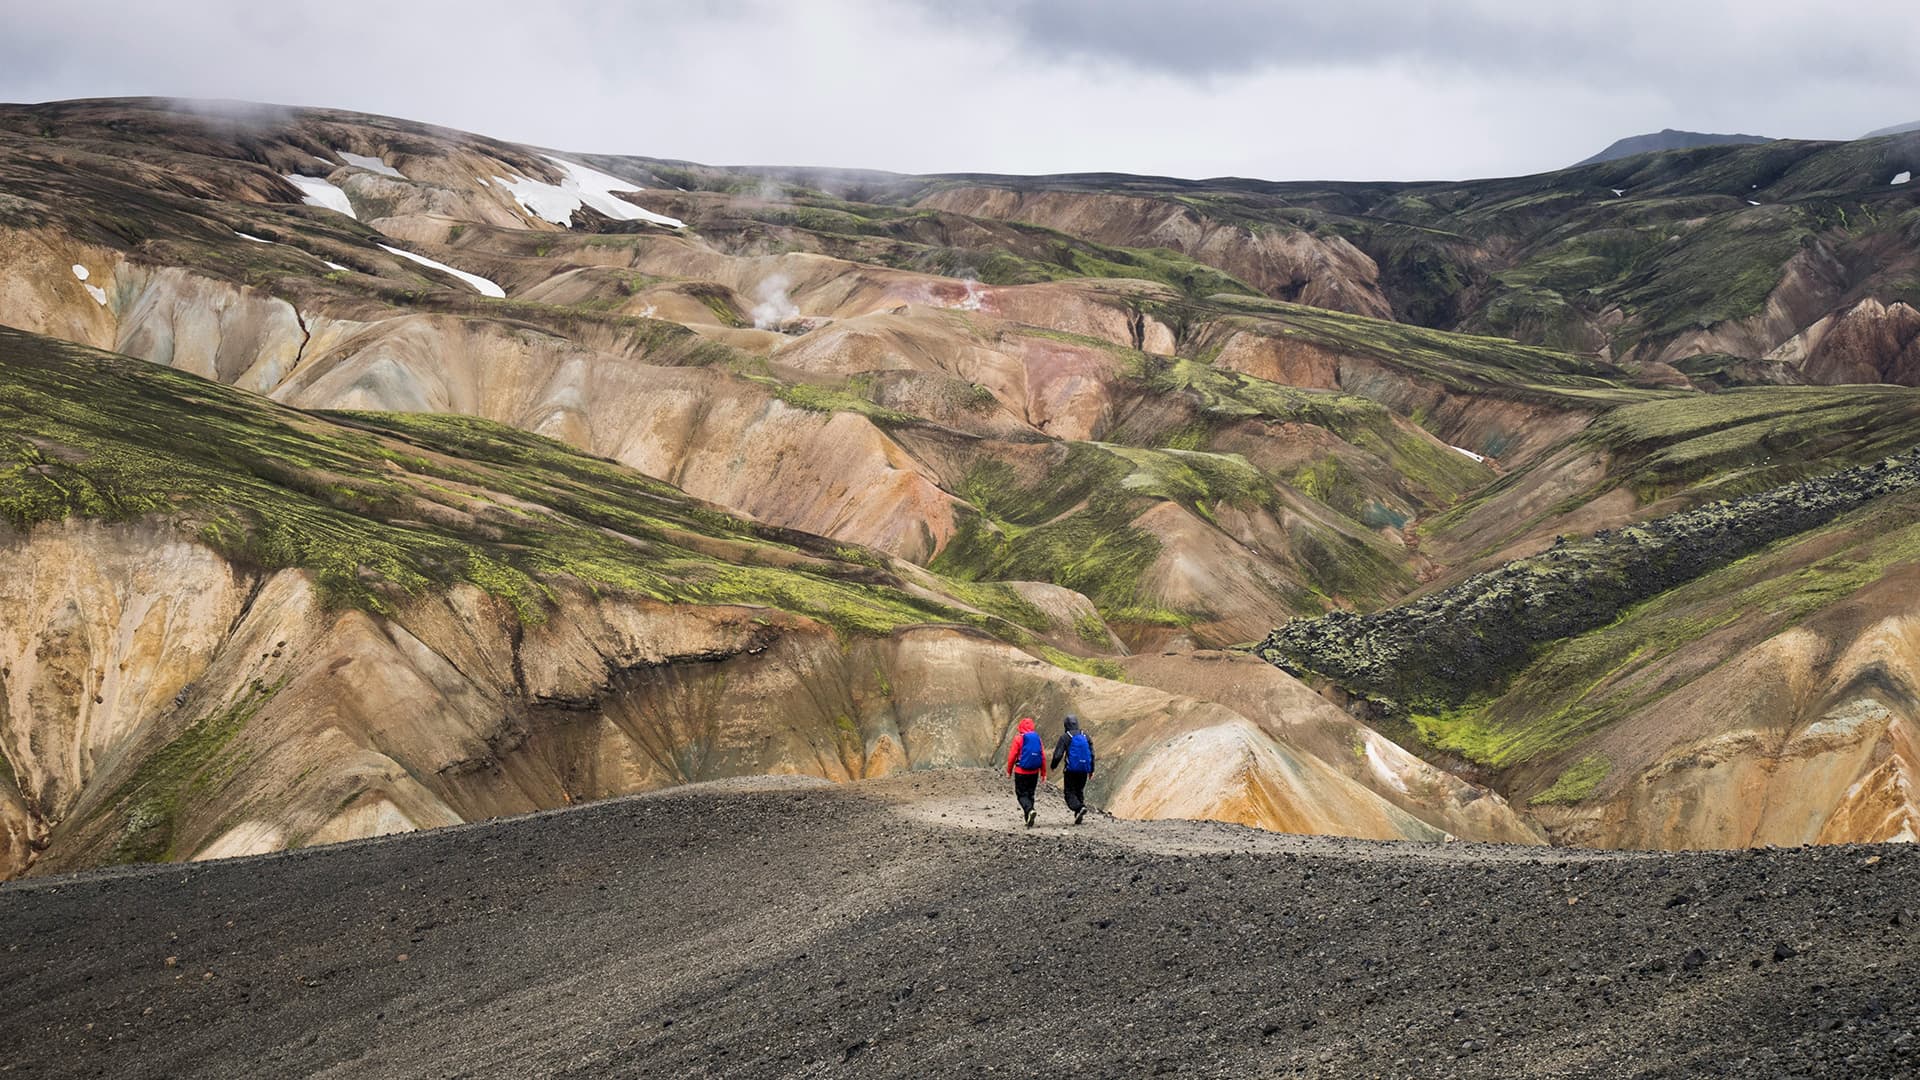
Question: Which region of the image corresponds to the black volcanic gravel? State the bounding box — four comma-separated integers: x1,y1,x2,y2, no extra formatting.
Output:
1,770,1915,1079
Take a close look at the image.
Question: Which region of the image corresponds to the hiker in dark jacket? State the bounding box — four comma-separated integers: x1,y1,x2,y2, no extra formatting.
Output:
1050,713,1096,825
1005,716,1047,827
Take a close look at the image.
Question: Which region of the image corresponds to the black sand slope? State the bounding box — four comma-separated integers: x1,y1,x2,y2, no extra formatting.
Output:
2,771,1916,1079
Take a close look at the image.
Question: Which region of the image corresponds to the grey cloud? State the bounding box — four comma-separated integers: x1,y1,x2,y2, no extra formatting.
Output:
943,0,1918,90
0,1,1914,182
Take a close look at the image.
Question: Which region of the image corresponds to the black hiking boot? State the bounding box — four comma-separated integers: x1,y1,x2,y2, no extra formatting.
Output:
1024,808,1036,828
1075,808,1086,825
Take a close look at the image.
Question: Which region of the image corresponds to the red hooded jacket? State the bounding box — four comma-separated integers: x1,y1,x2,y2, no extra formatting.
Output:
1006,717,1047,779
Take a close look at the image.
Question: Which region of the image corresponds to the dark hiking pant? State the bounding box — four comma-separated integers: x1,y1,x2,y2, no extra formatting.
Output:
1062,770,1090,814
1013,771,1039,814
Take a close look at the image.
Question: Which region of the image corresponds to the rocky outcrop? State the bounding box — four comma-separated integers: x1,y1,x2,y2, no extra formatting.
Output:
1642,238,1920,388
1779,298,1920,386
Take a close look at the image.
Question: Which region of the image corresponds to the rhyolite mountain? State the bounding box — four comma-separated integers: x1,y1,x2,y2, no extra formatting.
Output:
1,96,1918,878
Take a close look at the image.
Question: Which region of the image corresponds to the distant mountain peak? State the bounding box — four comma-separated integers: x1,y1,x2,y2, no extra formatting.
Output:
1861,120,1920,139
1574,128,1774,167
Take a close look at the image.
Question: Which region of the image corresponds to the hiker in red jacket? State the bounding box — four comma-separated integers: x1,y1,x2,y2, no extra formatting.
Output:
1006,716,1047,827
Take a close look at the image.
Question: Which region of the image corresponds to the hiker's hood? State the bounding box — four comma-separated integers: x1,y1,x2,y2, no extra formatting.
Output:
1017,717,1037,734
1063,714,1081,732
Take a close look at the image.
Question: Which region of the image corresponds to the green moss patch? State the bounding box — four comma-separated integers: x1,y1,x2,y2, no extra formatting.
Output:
930,441,1283,622
101,679,281,865
1531,756,1611,806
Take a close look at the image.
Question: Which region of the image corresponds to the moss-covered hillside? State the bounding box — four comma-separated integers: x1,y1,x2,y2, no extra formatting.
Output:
0,325,1039,639
1259,416,1920,812
1259,443,1920,709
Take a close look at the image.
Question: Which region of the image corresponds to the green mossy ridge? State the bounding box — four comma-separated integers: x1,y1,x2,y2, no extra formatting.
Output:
931,579,1054,635
932,506,1168,626
1045,333,1455,602
931,446,1161,620
1422,385,1920,554
1037,647,1127,682
1471,287,1597,353
1441,493,1920,770
1530,756,1611,806
1038,241,1258,299
1342,223,1478,329
1405,494,1920,772
742,374,916,426
1103,444,1274,510
1007,323,1485,522
931,439,1303,622
1578,385,1920,510
1073,613,1113,646
1260,445,1920,726
1281,520,1414,610
1125,348,1385,429
1137,355,1487,524
101,679,281,866
722,195,1261,299
0,327,1026,641
409,294,746,368
1190,295,1626,401
1604,206,1822,349
938,360,1422,614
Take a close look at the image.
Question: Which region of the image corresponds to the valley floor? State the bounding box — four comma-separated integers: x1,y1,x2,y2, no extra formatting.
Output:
0,770,1915,1078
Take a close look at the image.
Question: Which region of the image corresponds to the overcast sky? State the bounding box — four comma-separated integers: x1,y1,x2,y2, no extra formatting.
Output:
2,0,1915,181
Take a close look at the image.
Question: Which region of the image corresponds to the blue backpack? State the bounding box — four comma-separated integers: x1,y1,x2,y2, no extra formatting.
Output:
1066,731,1094,772
1016,731,1044,770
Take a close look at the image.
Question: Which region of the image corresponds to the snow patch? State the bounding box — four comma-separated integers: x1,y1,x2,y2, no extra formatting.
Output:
492,156,684,229
283,174,356,218
378,244,504,298
1450,444,1486,463
1610,188,1624,197
1747,200,1761,206
477,177,490,187
70,263,106,304
1894,171,1913,186
339,152,405,179
236,229,352,273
